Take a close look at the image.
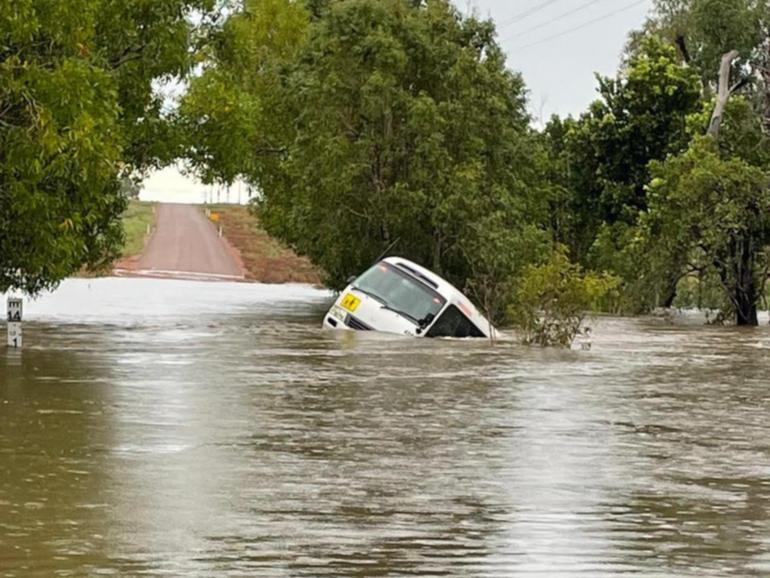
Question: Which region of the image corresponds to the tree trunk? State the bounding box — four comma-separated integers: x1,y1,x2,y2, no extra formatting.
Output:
708,50,740,139
762,40,770,133
432,231,442,275
735,236,759,326
735,292,759,325
662,287,677,308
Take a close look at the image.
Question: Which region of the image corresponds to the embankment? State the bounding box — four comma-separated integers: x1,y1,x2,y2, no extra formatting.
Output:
204,204,321,284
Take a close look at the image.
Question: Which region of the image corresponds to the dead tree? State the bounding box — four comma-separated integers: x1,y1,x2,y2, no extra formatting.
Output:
707,50,741,138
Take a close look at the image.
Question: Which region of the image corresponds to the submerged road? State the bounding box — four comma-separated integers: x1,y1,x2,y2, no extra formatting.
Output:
3,278,770,576
128,203,245,281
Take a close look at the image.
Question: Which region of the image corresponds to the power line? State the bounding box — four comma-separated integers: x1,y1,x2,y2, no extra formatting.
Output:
510,0,649,51
498,0,566,28
501,0,606,43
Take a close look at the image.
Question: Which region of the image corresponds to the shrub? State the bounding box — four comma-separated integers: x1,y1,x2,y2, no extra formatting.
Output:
510,249,620,347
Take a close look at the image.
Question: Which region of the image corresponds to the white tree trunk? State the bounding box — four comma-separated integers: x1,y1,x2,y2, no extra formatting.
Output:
708,50,740,138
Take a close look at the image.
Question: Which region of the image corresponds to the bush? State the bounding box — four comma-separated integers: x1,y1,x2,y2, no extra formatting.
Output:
510,249,620,347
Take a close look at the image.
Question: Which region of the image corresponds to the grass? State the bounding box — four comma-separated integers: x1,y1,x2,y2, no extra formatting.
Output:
121,200,156,258
205,204,321,284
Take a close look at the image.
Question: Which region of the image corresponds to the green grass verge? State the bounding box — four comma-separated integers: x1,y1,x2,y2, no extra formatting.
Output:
121,200,156,257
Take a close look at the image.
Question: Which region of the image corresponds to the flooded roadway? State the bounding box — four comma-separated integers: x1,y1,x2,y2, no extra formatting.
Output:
2,278,770,577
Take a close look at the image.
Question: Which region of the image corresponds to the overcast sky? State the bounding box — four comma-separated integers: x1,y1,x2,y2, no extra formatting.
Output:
460,0,654,122
142,0,655,203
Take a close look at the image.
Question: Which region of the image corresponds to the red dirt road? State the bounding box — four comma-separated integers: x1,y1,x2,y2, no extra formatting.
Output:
118,204,246,281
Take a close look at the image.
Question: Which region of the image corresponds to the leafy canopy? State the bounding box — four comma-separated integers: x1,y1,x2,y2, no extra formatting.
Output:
182,0,550,297
542,36,702,286
641,136,770,324
0,0,214,293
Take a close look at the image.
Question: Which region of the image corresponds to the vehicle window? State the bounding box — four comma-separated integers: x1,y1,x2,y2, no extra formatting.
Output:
353,262,446,325
426,305,485,338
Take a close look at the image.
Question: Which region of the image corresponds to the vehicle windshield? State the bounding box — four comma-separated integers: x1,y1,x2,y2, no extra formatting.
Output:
352,262,446,325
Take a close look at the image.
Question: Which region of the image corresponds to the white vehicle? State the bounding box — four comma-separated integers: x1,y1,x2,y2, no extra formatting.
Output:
323,257,497,339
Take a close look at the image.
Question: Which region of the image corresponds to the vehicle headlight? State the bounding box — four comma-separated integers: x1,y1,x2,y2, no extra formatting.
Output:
329,305,346,320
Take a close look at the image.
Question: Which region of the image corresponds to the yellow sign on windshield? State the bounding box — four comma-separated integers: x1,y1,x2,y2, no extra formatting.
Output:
340,293,361,312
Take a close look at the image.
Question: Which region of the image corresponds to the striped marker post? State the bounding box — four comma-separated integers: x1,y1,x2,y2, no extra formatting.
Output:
6,297,22,348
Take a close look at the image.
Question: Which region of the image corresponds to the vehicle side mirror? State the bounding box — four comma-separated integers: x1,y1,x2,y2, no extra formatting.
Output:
419,313,435,329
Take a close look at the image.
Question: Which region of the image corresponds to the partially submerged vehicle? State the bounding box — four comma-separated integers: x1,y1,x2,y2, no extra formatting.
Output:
323,257,497,339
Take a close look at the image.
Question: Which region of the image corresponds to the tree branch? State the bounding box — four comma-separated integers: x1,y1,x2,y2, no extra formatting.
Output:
109,43,149,69
729,77,750,94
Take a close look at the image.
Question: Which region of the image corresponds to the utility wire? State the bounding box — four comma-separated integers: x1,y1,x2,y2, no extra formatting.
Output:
510,0,649,51
501,0,606,42
498,0,566,28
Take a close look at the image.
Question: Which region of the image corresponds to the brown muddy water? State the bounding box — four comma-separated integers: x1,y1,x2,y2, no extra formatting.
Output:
2,277,770,577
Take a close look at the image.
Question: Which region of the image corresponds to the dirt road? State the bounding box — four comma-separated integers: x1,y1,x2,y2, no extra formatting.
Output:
118,204,245,281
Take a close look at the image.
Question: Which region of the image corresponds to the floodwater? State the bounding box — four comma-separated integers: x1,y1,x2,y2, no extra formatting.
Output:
2,278,770,577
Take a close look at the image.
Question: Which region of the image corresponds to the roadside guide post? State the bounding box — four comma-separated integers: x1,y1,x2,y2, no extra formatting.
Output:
6,297,22,348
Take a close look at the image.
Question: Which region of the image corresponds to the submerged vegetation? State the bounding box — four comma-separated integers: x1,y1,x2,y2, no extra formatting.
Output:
3,0,770,340
511,249,620,347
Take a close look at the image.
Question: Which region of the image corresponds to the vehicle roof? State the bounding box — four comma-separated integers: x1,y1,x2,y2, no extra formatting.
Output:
381,256,489,325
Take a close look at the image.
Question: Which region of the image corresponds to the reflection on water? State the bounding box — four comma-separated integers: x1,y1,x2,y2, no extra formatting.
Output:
2,278,770,576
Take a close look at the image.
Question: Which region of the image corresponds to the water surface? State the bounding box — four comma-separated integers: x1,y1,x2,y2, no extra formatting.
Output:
2,278,770,576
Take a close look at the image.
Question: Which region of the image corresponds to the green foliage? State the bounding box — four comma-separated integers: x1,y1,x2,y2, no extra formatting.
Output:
541,115,598,261
180,0,309,184
462,217,549,325
96,0,219,170
121,201,156,258
649,0,766,85
0,0,214,293
1,3,124,293
642,136,770,324
628,2,770,323
544,38,701,262
543,36,702,311
510,249,620,347
182,0,549,295
584,36,701,224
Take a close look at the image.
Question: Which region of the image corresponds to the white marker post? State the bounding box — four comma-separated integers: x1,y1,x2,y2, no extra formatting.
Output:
7,297,22,348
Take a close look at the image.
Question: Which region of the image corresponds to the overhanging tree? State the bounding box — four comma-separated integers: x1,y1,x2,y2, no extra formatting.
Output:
182,0,550,296
0,0,215,294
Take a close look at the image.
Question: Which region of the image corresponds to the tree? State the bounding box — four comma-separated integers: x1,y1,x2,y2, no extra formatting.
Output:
541,115,601,263
0,0,215,293
543,36,702,306
648,0,765,84
510,248,619,347
179,0,309,185
636,0,770,321
182,0,549,296
95,0,219,170
647,0,770,134
642,136,770,325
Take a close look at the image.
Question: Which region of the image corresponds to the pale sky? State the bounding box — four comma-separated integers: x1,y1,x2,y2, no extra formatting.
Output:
461,0,654,123
142,0,654,203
